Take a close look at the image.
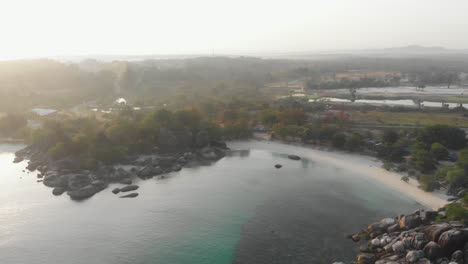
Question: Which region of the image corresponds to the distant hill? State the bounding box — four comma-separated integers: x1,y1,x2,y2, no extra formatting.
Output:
262,45,468,60
365,45,468,55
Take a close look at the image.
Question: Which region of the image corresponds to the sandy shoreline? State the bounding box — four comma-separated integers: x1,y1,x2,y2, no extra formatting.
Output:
229,140,449,210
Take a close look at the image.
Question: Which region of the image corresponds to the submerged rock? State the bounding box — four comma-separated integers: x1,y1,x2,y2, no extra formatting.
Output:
52,187,65,196
120,193,138,198
288,155,301,160
67,185,98,200
119,185,139,192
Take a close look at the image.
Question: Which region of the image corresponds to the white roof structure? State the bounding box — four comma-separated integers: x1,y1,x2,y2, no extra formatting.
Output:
31,108,57,116
115,98,127,105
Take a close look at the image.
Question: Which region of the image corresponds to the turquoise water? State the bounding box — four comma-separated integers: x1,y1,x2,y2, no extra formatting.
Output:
0,142,420,264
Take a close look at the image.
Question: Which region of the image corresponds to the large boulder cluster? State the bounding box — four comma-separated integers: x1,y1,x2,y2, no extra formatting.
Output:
15,141,229,200
337,209,468,264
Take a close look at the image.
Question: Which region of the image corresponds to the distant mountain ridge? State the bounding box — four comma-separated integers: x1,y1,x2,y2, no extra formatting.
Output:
370,45,468,54
262,45,468,60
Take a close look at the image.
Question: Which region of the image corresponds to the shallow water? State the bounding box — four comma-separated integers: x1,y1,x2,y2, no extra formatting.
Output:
0,142,420,264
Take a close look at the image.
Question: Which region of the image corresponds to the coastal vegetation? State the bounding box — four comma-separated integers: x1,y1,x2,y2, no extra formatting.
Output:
0,113,27,137
28,107,250,170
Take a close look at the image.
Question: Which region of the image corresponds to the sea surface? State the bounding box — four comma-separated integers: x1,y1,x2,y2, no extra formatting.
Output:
0,141,420,264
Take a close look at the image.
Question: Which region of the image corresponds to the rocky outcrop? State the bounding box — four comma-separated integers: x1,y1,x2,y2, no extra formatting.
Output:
15,138,229,201
67,174,92,191
43,172,67,188
337,208,468,264
67,185,100,200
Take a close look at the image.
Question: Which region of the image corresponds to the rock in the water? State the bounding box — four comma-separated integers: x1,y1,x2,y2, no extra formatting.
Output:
451,250,463,263
138,166,153,178
416,258,431,264
352,234,361,242
424,241,442,260
357,253,375,264
210,140,228,149
200,147,219,160
152,166,163,175
172,164,182,172
112,188,120,194
106,168,131,181
52,187,65,196
387,223,401,233
438,229,466,255
67,174,92,191
406,250,425,263
288,155,301,160
43,173,67,188
371,238,381,248
91,180,108,191
399,214,422,229
275,164,282,169
67,185,98,200
375,260,399,264
119,185,139,192
422,223,452,242
392,241,406,255
120,178,132,185
120,193,138,198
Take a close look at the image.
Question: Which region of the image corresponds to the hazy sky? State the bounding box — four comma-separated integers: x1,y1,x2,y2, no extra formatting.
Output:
1,0,468,59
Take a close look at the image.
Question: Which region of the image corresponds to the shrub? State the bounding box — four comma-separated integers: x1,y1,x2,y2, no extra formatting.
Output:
445,203,468,225
345,133,363,152
382,162,393,171
47,142,67,159
332,133,346,149
378,140,407,162
418,125,467,150
411,148,435,172
419,174,439,192
430,142,449,160
462,193,468,206
408,169,417,176
401,176,409,183
382,130,399,145
447,168,467,191
457,149,468,173
435,165,454,181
